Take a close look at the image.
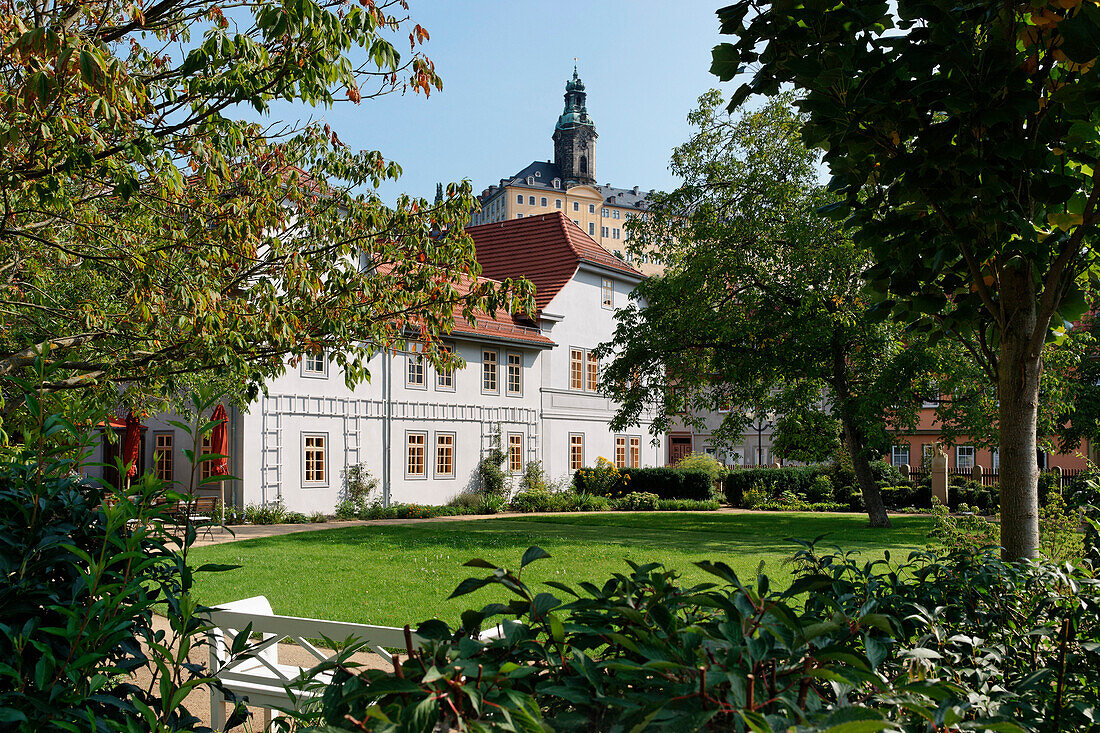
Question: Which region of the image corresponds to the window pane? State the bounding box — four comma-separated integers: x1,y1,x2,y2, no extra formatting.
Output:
436,434,454,476
570,349,584,390
509,434,523,472
615,437,626,468
305,435,326,483
155,434,173,482
629,437,640,468
570,435,584,471
586,352,598,391
483,350,497,391
507,353,522,394
408,434,425,476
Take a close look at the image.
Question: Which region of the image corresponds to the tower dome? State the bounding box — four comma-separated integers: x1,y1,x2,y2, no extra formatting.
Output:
553,66,597,185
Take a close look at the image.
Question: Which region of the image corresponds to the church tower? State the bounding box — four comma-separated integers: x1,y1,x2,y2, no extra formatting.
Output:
552,67,597,186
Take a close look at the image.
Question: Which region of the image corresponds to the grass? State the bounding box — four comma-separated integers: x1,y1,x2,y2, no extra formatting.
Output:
189,512,934,628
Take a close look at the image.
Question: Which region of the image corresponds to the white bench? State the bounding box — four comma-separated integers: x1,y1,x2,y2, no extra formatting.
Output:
205,596,426,729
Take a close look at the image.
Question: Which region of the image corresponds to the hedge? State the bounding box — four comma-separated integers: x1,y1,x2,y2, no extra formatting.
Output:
573,467,713,501
723,466,825,506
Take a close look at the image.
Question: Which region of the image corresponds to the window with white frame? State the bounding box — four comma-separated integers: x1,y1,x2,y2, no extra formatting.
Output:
406,432,426,477
891,445,910,467
303,352,327,377
516,194,523,204
569,434,585,471
303,434,327,485
516,213,524,219
435,433,454,478
528,196,535,205
922,444,935,467
508,433,523,472
586,351,599,392
613,210,620,219
601,226,609,237
154,433,173,482
573,201,579,212
614,436,627,468
553,179,561,189
613,228,620,239
589,222,596,236
991,449,999,471
482,349,498,393
569,348,584,390
540,197,547,206
602,208,609,217
436,346,453,390
555,198,562,209
629,437,641,468
200,434,214,481
601,278,613,309
956,445,975,470
507,352,522,395
407,353,425,388
588,204,595,213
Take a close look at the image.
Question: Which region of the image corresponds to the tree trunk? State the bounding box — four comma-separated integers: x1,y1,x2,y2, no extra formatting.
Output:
830,333,891,528
998,273,1042,561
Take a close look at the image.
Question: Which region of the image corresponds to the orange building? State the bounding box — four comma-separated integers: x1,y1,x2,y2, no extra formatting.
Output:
888,405,1093,472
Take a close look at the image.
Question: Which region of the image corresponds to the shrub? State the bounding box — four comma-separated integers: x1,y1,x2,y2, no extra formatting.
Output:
674,452,726,497
519,460,551,493
724,466,824,506
1040,492,1083,563
928,499,999,552
806,473,834,503
612,491,660,511
244,498,287,525
478,429,509,498
742,483,770,510
620,466,713,500
302,536,1100,732
476,493,508,515
571,492,611,512
573,457,623,496
509,489,562,513
307,511,327,523
655,498,721,511
0,388,229,731
334,499,358,520
341,463,379,507
949,479,998,514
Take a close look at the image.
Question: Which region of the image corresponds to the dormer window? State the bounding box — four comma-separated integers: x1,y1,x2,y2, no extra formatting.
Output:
534,171,541,177
526,176,534,185
552,178,561,189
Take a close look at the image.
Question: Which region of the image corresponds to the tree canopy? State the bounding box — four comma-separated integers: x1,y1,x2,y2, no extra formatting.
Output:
0,0,530,414
712,0,1100,558
601,92,933,527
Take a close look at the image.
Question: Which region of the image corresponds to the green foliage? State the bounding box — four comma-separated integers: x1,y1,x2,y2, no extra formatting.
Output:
478,428,509,498
612,491,660,511
334,500,359,520
724,466,824,506
929,500,1000,553
299,540,1100,731
244,499,288,525
575,464,715,502
341,464,379,510
0,382,232,730
0,1,534,415
1040,492,1084,563
771,410,842,464
519,460,552,493
673,452,727,497
711,0,1100,558
572,456,623,497
307,511,327,524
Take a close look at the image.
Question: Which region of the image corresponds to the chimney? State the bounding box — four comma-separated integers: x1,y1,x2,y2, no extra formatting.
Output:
632,186,640,195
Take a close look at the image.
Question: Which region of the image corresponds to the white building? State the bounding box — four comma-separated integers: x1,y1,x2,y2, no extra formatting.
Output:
95,213,663,512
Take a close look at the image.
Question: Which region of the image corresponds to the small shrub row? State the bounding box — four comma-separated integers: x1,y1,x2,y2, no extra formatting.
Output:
509,489,720,514
573,462,713,501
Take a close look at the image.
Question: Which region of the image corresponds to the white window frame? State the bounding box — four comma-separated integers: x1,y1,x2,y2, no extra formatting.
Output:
991,448,999,471
302,352,327,379
406,431,427,479
589,222,596,236
613,210,620,219
614,436,627,468
528,195,535,205
506,352,523,396
573,201,579,212
540,197,547,207
154,432,174,483
516,194,523,204
601,226,609,237
507,433,524,473
302,433,329,487
588,204,595,213
601,278,614,309
569,433,585,471
956,445,975,470
602,208,609,217
406,352,426,389
436,346,454,391
435,432,455,479
482,349,499,394
555,198,562,208
891,445,910,467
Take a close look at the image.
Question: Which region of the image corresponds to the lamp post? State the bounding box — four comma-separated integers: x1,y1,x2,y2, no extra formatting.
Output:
750,412,774,467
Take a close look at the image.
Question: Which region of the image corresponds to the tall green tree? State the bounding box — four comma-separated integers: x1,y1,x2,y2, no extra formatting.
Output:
712,0,1100,558
0,0,530,414
601,92,931,527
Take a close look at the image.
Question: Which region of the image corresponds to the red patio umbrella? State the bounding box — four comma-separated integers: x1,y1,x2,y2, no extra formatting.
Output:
121,412,141,478
209,404,230,476
209,404,230,526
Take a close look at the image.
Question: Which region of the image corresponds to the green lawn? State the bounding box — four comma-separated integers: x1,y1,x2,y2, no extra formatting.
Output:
189,512,934,628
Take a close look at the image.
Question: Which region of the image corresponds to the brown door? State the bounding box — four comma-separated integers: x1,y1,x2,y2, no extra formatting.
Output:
668,435,692,465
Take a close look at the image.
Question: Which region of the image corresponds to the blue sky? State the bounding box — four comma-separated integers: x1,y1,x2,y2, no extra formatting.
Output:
256,1,728,203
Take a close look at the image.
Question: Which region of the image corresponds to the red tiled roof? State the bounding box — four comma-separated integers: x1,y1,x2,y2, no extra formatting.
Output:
468,212,642,314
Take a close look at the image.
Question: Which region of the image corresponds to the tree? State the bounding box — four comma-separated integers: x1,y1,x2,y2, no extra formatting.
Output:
712,0,1100,559
0,0,531,416
600,92,931,527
